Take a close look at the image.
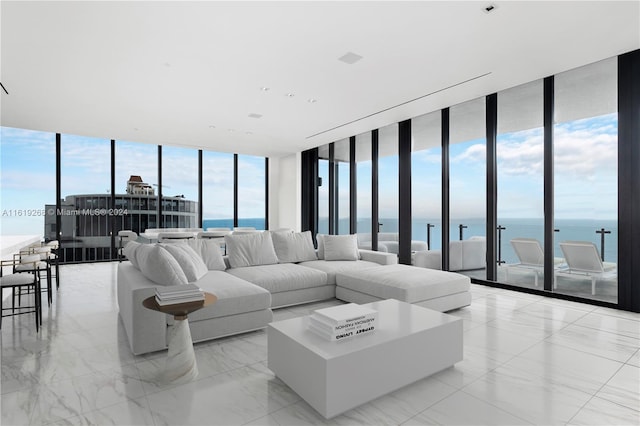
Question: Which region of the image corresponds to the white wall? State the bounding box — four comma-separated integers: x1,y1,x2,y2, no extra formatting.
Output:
269,153,301,231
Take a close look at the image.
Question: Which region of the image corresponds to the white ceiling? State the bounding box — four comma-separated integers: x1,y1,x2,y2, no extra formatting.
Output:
1,1,638,158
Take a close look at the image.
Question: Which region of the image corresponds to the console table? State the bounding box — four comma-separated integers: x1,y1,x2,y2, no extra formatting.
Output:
143,292,216,383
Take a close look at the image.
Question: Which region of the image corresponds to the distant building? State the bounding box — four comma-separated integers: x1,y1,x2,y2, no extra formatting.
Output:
45,176,197,262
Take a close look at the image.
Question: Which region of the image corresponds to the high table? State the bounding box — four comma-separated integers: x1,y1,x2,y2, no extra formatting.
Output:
143,292,217,383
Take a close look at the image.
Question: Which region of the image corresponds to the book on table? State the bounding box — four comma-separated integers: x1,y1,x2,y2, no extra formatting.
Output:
308,303,378,341
155,283,204,305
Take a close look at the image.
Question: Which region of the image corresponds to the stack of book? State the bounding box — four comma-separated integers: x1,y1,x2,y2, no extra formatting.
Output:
155,284,205,306
308,303,378,341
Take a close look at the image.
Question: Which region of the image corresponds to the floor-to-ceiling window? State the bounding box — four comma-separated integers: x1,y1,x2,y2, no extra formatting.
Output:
553,57,618,303
335,139,350,235
161,146,199,229
378,123,399,245
411,111,442,251
202,151,234,229
497,80,545,287
318,145,330,235
0,127,56,238
449,97,486,277
237,154,266,230
356,132,373,244
60,134,111,262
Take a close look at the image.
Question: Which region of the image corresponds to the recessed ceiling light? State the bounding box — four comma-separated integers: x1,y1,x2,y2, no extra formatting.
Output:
245,131,253,135
483,4,497,13
285,93,295,98
248,113,263,119
338,52,363,65
208,125,216,129
260,87,270,91
163,62,171,67
133,127,139,131
308,99,317,103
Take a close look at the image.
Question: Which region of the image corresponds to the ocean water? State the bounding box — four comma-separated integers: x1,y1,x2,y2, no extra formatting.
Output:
323,217,618,264
203,218,265,230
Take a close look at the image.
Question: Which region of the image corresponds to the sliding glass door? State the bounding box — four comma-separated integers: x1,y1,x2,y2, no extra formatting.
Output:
553,58,618,303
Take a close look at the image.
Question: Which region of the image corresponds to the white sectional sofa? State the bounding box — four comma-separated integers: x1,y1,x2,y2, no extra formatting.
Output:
117,231,471,356
118,232,396,354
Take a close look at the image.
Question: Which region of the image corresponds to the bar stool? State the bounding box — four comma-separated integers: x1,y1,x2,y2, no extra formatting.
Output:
13,252,52,306
1,259,41,331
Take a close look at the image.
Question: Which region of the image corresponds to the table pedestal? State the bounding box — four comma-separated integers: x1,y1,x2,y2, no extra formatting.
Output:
163,318,198,384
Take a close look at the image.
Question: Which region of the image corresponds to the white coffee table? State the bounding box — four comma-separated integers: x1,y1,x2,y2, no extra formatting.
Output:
267,299,463,419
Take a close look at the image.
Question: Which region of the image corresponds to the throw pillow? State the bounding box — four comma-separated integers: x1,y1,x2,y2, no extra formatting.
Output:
137,244,188,286
186,239,226,271
323,234,360,261
316,234,325,260
123,241,141,269
225,231,278,268
271,231,317,263
161,243,209,282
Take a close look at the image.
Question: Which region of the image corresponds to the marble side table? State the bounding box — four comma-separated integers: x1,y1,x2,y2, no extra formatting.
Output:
143,292,216,384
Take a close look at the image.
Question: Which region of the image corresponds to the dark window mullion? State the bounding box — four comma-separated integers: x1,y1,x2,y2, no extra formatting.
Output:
371,130,379,251
441,109,450,271
486,94,498,280
543,76,555,292
349,136,357,234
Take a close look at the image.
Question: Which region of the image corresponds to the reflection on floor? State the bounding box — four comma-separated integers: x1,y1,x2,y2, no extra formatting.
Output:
461,266,618,304
2,262,638,425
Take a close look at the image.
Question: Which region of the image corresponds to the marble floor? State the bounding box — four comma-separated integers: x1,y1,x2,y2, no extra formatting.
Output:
1,262,639,426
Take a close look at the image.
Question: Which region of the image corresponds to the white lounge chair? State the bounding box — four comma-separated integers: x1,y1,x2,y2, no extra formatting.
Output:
506,238,564,287
556,241,616,295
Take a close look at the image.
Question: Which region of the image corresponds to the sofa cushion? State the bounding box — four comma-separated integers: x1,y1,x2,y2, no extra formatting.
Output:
336,264,470,303
226,263,327,293
123,241,141,268
161,243,208,282
323,234,359,261
187,239,226,271
187,271,272,321
298,260,381,285
271,230,317,263
137,244,188,286
225,232,279,268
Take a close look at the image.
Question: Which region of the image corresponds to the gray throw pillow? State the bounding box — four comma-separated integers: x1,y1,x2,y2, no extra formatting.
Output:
225,232,279,268
187,239,227,271
161,243,209,282
271,231,317,263
137,244,189,286
323,234,360,261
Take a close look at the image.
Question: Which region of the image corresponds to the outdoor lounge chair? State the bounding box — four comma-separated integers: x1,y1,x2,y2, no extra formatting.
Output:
506,238,564,287
556,241,616,295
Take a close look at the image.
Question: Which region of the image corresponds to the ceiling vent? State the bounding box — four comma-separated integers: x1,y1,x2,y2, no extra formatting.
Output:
248,113,263,119
338,52,363,65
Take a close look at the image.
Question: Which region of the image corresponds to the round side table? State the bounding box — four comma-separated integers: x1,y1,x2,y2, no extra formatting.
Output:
143,292,217,384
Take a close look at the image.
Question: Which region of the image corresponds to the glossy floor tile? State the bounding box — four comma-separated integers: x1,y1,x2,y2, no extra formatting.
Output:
2,262,639,425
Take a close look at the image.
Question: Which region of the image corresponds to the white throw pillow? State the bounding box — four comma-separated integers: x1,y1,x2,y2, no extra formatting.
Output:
271,231,317,263
187,239,226,271
225,232,279,268
323,234,360,261
161,243,208,282
123,241,141,269
137,244,188,286
316,234,325,260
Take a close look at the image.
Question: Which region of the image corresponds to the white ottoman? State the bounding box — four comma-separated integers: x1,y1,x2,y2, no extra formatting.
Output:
336,264,471,312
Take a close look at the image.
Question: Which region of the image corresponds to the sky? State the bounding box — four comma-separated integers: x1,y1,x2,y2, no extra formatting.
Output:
1,112,617,236
318,112,618,223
